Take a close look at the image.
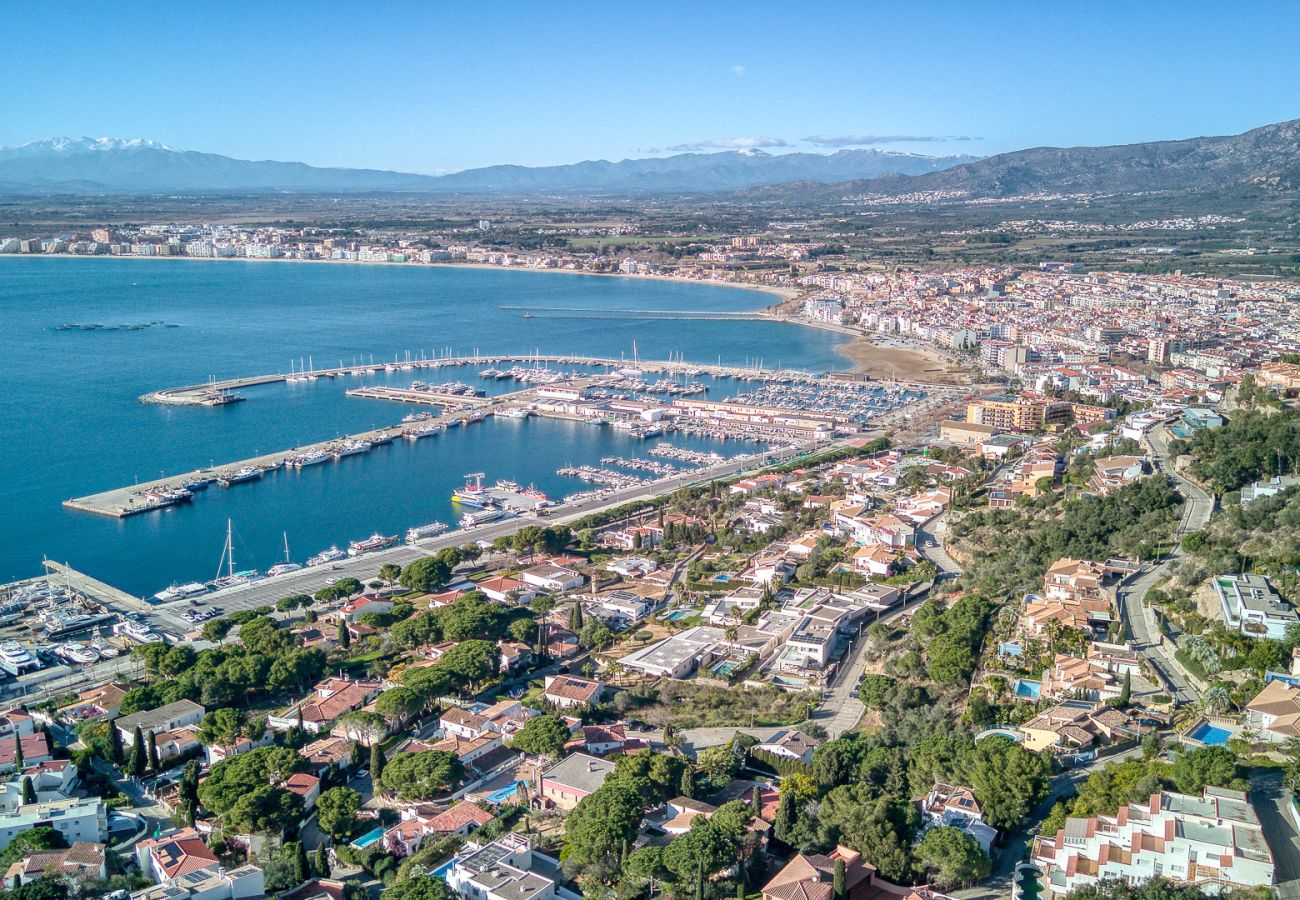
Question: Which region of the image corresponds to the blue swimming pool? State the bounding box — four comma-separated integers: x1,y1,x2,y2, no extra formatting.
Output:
430,857,457,880
1014,679,1041,700
484,781,525,804
666,610,695,621
1188,721,1233,745
353,825,386,849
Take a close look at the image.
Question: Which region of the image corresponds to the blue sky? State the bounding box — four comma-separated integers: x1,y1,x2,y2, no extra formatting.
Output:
4,2,1298,173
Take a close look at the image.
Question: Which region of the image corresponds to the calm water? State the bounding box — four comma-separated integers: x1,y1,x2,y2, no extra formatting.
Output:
0,257,851,596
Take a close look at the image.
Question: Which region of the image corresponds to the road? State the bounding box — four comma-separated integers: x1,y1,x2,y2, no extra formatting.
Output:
916,512,962,576
1250,769,1300,898
140,441,826,633
1112,423,1216,706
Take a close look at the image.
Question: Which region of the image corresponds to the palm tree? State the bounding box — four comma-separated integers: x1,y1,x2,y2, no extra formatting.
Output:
1202,685,1232,715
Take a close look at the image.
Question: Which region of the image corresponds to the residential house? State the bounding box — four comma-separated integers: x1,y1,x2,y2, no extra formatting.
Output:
2,841,105,891
1020,700,1138,753
116,700,205,744
1245,679,1300,743
0,733,52,774
540,753,617,811
268,678,381,735
476,576,538,604
753,730,822,766
921,783,997,854
1032,786,1273,895
135,828,219,883
0,798,106,852
55,682,129,724
543,675,604,709
761,846,877,900
385,801,495,855
1215,573,1299,641
521,565,586,592
447,835,580,900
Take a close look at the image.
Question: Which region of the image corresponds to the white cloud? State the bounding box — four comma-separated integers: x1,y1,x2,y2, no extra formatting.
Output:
667,136,790,152
803,133,980,147
731,64,747,76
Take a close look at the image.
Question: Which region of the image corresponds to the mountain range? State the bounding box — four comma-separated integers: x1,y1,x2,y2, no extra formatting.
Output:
0,138,975,194
2,118,1298,198
760,117,1300,200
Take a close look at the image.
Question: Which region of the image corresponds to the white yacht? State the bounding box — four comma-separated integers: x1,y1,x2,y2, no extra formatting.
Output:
0,642,41,676
405,521,449,543
56,643,100,664
115,620,163,644
154,582,209,603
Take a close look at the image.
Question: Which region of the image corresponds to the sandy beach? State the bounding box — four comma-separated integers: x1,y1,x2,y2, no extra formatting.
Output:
836,333,972,384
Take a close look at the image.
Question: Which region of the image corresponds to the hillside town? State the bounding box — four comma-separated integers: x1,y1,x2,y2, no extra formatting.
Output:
1,317,1298,900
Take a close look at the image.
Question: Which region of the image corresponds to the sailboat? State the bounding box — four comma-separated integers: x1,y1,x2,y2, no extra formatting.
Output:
266,532,302,576
618,341,644,378
206,519,262,590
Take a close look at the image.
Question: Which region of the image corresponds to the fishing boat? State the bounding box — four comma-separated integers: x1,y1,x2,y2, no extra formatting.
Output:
218,466,262,487
406,521,450,543
287,451,331,467
307,545,347,567
348,532,398,556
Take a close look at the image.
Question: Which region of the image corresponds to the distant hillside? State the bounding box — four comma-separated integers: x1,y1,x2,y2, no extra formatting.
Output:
0,138,976,194
746,118,1300,201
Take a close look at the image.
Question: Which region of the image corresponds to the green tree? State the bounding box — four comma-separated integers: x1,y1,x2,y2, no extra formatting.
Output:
833,859,846,900
380,750,463,800
371,742,387,782
510,714,571,757
662,820,731,884
1172,746,1242,794
317,787,363,842
129,726,146,778
21,776,36,805
381,877,455,900
315,844,331,878
966,735,1049,831
563,780,646,878
147,730,160,773
914,826,990,889
107,717,124,764
0,827,67,870
400,557,452,593
338,620,351,649
379,563,403,585
199,708,247,746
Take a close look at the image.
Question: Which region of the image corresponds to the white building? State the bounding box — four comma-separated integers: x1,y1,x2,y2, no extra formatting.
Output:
446,834,580,900
0,797,107,850
921,783,997,855
1032,786,1273,896
1215,574,1298,640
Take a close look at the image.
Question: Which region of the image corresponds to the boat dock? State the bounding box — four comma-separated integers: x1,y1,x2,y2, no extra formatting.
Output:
41,560,153,613
346,386,488,407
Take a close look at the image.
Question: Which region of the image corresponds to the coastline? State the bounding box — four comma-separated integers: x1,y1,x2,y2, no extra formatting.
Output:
5,252,801,306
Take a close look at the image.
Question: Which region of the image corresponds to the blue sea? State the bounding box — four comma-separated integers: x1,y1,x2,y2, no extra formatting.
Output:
0,257,852,596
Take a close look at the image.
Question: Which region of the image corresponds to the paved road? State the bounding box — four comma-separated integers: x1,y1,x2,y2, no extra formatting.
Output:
1251,769,1300,896
916,512,962,576
140,442,824,633
1111,423,1216,706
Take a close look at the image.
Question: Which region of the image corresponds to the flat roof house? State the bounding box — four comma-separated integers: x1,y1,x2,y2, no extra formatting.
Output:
1215,573,1298,640
540,753,616,811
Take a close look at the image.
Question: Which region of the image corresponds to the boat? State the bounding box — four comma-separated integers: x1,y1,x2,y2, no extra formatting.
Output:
153,582,209,603
0,642,40,676
218,467,262,487
460,508,509,528
267,532,300,575
56,642,100,664
451,472,496,507
43,611,114,639
406,521,450,543
495,407,532,419
287,451,331,467
92,642,120,659
332,440,371,459
183,479,211,492
348,533,398,556
307,546,347,567
114,620,163,644
206,520,258,590
495,480,522,492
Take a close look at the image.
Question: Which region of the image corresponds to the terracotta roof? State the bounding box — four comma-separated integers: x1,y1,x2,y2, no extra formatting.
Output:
428,801,495,832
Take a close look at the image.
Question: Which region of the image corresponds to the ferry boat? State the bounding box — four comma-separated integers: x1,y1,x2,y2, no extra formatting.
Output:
348,533,398,556
288,451,331,467
495,480,522,492
218,467,262,487
307,546,347,566
460,508,509,528
154,582,209,603
451,472,494,507
406,521,450,543
0,642,40,676
115,620,163,644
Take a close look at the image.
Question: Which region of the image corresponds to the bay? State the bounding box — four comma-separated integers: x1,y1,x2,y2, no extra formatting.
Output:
0,257,850,596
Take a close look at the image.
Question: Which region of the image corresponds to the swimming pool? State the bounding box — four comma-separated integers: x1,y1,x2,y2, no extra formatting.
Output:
352,826,386,849
665,610,696,621
1188,721,1233,745
999,642,1024,657
484,780,525,804
429,858,457,880
712,661,737,676
1014,679,1041,700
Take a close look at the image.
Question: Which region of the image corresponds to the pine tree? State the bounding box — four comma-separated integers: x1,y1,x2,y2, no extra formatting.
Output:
293,841,310,885
370,742,387,781
569,603,584,632
679,766,695,799
696,860,704,900
338,620,351,649
349,741,365,769
1118,671,1131,707
21,776,36,805
129,726,146,778
12,735,23,772
107,718,124,764
750,787,762,819
773,791,797,844
314,844,330,878
833,859,846,900
147,731,160,773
